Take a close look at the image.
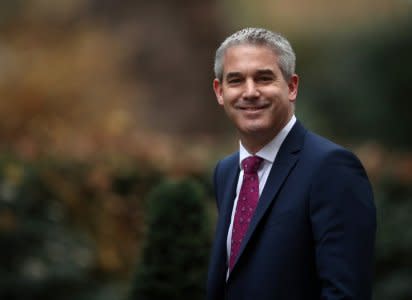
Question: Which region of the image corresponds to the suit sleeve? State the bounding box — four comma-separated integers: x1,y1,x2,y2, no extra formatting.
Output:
309,149,376,299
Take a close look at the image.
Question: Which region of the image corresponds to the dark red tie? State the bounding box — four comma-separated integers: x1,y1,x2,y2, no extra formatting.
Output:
229,155,263,271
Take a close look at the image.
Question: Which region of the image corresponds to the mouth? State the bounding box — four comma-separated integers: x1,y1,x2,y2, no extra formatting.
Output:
238,104,270,111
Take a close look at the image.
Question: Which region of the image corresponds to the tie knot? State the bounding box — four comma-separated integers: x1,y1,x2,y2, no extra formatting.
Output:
241,156,263,174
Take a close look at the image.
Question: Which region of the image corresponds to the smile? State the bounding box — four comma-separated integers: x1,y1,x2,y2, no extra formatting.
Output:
238,105,269,111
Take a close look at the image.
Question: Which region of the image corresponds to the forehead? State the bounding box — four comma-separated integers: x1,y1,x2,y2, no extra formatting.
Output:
222,44,280,74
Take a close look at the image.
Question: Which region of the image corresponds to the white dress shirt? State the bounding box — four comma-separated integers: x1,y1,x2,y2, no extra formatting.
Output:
226,115,296,277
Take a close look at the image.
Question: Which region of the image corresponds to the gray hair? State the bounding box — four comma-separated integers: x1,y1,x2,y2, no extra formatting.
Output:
214,28,296,82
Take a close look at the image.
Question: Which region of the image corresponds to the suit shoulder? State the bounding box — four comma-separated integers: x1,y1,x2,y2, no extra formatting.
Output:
214,152,239,178
304,131,356,158
220,152,238,166
305,131,344,151
303,130,368,176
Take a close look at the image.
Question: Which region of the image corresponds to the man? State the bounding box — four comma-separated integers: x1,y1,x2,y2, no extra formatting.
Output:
207,28,376,300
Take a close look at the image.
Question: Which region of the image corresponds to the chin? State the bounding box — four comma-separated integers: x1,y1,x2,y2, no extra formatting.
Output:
240,124,269,135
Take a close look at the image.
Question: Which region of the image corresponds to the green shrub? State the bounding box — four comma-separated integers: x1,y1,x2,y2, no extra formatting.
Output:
130,179,211,300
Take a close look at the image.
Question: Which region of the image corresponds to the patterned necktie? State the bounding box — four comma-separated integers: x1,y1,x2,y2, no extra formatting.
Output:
229,155,263,271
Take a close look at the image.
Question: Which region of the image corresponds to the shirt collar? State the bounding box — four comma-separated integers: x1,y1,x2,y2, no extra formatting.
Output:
239,115,296,167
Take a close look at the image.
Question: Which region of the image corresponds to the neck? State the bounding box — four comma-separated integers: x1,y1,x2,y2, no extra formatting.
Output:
240,132,276,154
240,114,293,154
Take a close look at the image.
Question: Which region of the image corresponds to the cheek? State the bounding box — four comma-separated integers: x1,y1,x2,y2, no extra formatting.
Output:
223,87,242,99
223,92,237,103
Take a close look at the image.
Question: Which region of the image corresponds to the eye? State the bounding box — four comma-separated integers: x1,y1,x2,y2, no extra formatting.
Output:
257,76,273,82
227,77,243,84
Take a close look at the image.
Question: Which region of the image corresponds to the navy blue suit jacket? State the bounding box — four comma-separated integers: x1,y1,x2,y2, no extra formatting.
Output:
207,121,376,300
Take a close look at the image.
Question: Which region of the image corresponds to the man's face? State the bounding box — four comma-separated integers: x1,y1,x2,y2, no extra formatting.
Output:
213,44,298,144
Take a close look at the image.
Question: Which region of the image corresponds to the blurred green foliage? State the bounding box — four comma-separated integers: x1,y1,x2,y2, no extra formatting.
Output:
374,178,412,300
299,20,412,149
130,179,211,300
0,155,167,300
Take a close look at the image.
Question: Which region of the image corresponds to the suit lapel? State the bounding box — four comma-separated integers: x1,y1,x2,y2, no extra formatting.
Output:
217,158,240,252
209,153,239,285
230,121,306,275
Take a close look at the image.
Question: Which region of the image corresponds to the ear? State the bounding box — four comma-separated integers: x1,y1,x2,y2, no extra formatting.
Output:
213,78,224,106
288,74,299,103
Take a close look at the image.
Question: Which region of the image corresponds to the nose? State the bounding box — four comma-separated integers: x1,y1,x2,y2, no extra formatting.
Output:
242,79,259,99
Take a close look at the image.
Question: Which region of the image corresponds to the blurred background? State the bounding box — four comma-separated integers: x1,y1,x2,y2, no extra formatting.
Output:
0,0,411,299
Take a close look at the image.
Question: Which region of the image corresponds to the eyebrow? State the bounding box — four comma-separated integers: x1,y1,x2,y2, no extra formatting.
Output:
255,69,276,76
